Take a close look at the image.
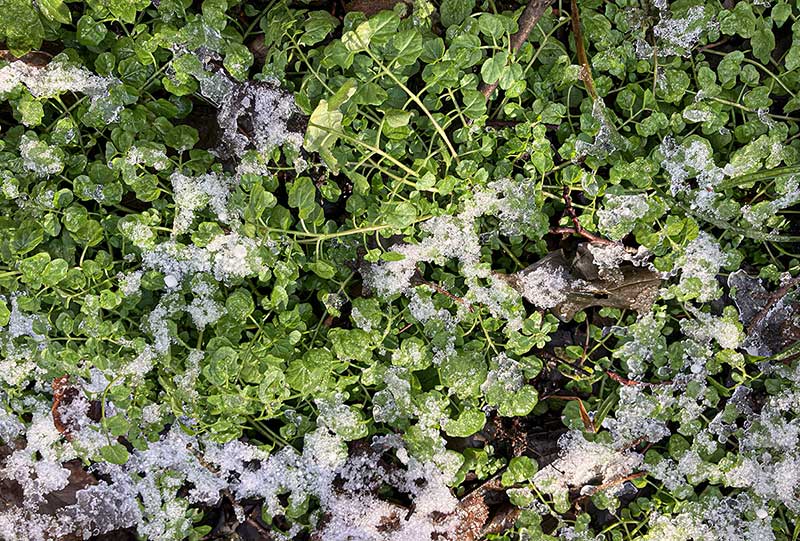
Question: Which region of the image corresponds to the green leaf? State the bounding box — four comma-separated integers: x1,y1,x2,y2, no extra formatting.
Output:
107,0,146,24
501,456,538,486
164,125,199,151
287,176,316,216
384,109,413,128
480,51,508,85
342,11,399,51
773,2,791,27
100,443,130,465
0,0,45,54
329,328,373,364
13,221,44,255
17,94,44,127
751,27,775,64
443,408,485,437
287,349,331,394
42,258,69,286
225,289,254,320
223,42,254,81
786,42,800,71
309,259,336,279
719,2,756,38
19,252,50,284
461,89,487,120
300,11,339,46
390,29,423,66
478,13,505,40
105,414,130,437
304,82,357,171
0,300,9,327
77,15,107,46
380,201,418,228
439,351,487,399
38,0,71,24
440,0,475,28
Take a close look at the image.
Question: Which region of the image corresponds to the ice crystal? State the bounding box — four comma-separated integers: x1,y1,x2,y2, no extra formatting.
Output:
597,194,650,240
216,81,303,158
0,59,114,99
673,232,729,302
170,171,237,235
533,431,642,510
19,133,64,177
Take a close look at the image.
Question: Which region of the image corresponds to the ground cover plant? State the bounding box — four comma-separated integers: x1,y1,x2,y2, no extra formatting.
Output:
1,0,800,539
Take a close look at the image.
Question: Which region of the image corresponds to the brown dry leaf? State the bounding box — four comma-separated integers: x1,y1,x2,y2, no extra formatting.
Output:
502,243,662,321
454,474,519,541
728,270,800,357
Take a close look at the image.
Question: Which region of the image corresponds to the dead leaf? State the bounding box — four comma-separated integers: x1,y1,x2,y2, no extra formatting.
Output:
728,270,800,357
501,243,662,321
453,474,523,541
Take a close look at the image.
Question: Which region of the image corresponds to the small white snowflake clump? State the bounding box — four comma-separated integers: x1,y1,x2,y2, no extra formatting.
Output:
672,232,729,302
516,260,573,309
125,145,169,170
205,233,267,282
643,495,775,541
117,270,143,297
533,431,642,512
597,194,651,240
602,385,671,446
652,6,709,57
660,136,725,196
680,306,744,350
185,281,225,329
612,310,668,377
141,233,268,287
0,59,114,99
481,352,525,395
741,175,800,229
19,133,64,177
575,100,616,159
170,171,238,234
216,81,303,158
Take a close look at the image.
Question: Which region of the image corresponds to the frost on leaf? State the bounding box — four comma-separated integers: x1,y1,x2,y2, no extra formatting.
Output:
597,193,651,240
0,58,115,99
532,431,642,513
651,5,713,58
643,495,774,541
671,232,729,302
215,80,304,159
18,133,64,177
170,171,238,235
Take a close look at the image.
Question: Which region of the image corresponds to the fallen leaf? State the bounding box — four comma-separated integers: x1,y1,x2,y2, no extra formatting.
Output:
728,270,800,357
502,243,662,321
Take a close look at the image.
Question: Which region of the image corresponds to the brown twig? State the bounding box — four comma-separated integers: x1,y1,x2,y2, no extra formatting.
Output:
697,37,730,53
569,0,597,101
605,370,672,387
550,187,616,245
418,278,475,312
478,0,556,99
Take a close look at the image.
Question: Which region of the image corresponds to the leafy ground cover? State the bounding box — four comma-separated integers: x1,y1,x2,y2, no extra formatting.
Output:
1,0,800,539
